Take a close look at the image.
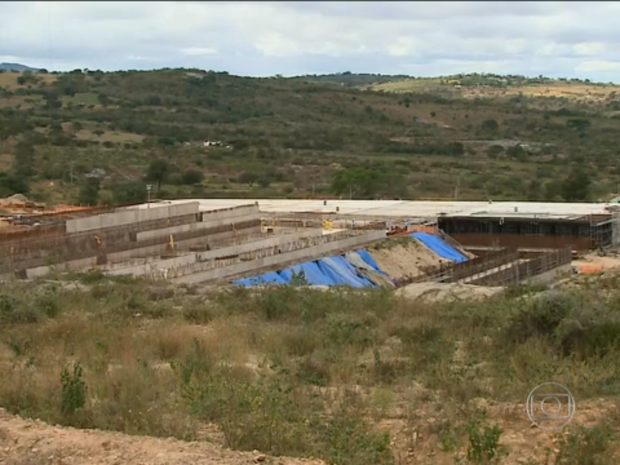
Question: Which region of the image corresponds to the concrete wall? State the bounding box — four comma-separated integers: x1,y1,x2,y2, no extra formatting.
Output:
135,209,261,242
103,229,324,278
199,204,258,222
65,202,200,234
526,264,573,285
18,227,261,280
171,230,386,285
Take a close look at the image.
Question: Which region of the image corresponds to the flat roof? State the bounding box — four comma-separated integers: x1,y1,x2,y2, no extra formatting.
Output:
440,212,593,221
154,199,614,219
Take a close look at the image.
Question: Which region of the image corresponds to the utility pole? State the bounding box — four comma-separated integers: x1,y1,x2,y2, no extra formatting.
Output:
146,184,152,209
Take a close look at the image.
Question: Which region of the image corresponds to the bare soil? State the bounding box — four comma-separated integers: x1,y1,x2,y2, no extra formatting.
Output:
369,240,449,281
395,282,503,302
0,409,325,465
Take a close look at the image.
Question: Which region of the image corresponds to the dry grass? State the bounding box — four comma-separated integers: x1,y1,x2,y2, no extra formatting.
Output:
1,275,620,463
372,78,620,103
73,129,145,144
0,72,56,90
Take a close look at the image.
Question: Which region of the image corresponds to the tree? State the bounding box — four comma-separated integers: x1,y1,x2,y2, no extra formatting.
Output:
0,172,29,197
146,159,171,191
13,140,35,178
111,181,148,204
238,172,259,186
331,166,408,200
78,178,100,206
506,144,527,162
481,119,499,133
180,169,204,185
561,165,591,201
97,93,111,107
486,145,504,159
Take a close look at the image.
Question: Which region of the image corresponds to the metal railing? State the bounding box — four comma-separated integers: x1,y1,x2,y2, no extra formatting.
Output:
396,247,519,286
469,248,572,286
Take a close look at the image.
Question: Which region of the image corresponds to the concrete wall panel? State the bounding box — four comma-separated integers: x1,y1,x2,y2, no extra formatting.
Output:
66,202,200,234
172,230,385,285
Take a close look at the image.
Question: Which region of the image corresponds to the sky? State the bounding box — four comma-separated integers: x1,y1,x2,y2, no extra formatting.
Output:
1,1,619,81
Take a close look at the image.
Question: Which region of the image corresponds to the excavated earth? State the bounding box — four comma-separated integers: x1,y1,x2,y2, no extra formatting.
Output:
0,409,325,465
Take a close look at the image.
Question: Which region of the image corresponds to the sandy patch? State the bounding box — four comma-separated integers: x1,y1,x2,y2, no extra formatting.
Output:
0,408,325,465
396,282,503,302
369,240,450,281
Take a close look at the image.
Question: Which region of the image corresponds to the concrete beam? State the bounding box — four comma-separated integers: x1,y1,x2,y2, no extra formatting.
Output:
171,230,386,285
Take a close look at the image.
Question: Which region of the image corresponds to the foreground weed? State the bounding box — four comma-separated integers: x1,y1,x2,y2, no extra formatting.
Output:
465,409,505,464
553,424,615,465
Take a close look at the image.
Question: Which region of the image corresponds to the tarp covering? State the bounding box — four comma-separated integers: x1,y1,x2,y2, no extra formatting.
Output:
411,232,468,263
317,256,375,288
345,251,395,288
279,262,336,286
355,249,384,273
233,271,287,287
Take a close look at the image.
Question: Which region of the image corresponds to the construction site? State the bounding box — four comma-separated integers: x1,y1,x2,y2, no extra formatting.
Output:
2,197,618,291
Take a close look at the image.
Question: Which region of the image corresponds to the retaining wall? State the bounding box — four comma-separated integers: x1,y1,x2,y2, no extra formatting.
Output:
17,227,260,280
2,217,261,274
65,202,200,234
104,229,323,278
136,209,261,242
171,230,386,285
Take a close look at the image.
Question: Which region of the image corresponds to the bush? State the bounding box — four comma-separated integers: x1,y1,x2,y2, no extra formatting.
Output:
504,290,620,358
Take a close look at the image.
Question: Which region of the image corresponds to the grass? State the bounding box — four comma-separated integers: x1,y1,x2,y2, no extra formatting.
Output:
2,274,620,463
371,78,620,102
0,72,56,90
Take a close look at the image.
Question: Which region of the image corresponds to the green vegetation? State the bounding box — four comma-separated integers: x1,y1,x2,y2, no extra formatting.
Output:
2,273,620,462
0,69,619,204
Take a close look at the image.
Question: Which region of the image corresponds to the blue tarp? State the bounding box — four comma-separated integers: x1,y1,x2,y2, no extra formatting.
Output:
233,271,288,287
317,256,375,288
411,232,468,263
354,249,385,274
279,261,335,286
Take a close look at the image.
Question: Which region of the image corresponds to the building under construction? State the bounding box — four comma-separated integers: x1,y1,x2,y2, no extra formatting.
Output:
436,212,615,252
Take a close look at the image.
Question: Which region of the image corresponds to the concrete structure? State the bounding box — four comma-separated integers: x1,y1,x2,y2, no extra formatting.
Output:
66,202,200,233
437,212,614,252
171,230,386,285
160,199,614,220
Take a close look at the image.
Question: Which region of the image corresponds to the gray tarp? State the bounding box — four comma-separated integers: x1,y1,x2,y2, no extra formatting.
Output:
345,251,396,288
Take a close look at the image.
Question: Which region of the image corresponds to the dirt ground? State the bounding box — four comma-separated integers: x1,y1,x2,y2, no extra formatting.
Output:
0,400,614,465
384,398,615,464
369,240,450,281
0,409,325,465
395,281,503,302
572,253,620,273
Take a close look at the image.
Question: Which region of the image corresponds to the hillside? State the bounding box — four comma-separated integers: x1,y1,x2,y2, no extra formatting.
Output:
0,69,620,206
0,62,43,72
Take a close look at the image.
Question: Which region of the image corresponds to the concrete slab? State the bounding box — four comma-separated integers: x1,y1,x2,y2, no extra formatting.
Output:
155,199,613,220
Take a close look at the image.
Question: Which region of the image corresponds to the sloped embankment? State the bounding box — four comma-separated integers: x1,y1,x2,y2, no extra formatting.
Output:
368,239,450,281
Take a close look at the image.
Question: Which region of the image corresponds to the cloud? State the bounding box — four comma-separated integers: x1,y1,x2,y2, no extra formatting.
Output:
180,47,218,57
0,1,619,80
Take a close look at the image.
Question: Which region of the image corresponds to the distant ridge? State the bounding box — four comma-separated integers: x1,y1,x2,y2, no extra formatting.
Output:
0,62,44,72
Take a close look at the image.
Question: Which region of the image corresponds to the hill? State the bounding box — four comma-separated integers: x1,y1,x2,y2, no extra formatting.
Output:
0,62,43,72
0,68,619,206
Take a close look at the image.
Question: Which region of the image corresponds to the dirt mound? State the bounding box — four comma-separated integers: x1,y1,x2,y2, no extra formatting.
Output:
396,282,503,302
0,409,325,465
369,240,449,281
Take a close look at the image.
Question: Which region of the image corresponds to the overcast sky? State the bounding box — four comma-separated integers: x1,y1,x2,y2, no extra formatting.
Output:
1,1,619,81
